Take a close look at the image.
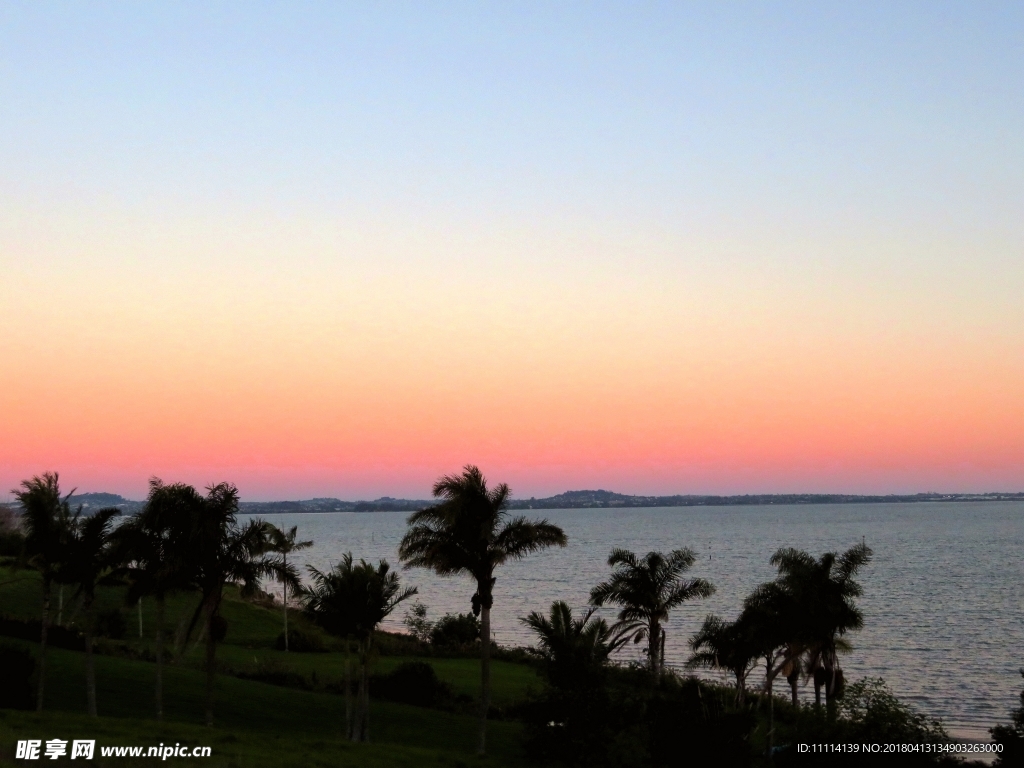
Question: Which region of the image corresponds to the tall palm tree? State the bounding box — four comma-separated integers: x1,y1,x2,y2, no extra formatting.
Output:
302,553,416,742
61,507,119,717
768,543,872,714
267,525,313,651
521,601,624,691
399,465,567,755
590,548,714,678
13,472,77,712
112,478,200,720
177,483,298,727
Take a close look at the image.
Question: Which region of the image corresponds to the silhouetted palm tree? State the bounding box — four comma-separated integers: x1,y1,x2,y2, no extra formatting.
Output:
112,478,200,720
768,543,872,714
62,507,118,717
177,483,297,727
13,472,77,711
399,465,567,755
687,612,761,705
590,548,714,678
267,524,313,651
522,600,624,691
302,553,416,741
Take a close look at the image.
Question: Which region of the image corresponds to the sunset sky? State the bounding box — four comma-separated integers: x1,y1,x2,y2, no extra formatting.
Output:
2,3,1022,501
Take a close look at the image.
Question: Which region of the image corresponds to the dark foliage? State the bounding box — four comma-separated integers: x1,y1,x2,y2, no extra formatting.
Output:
0,615,85,651
274,628,328,653
992,669,1024,767
370,661,466,710
95,608,127,640
773,678,953,768
430,612,481,648
522,670,752,768
0,644,35,709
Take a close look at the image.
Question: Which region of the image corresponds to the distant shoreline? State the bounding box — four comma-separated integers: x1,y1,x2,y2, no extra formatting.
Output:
6,489,1022,515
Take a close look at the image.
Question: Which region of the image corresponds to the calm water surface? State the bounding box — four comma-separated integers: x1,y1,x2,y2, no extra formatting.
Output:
252,502,1024,740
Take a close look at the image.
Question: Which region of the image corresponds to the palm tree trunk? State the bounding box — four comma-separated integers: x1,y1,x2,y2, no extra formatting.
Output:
57,584,64,626
344,642,353,740
788,670,799,706
362,653,370,742
282,555,289,652
155,595,165,721
204,614,216,727
84,596,97,717
477,604,492,755
37,578,51,712
648,619,661,677
735,670,745,706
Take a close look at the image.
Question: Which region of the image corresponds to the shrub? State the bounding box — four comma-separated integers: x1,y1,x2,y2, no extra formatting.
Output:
0,644,35,709
370,662,460,709
430,613,480,648
274,628,328,653
0,615,85,651
992,669,1024,767
95,608,127,640
0,507,23,557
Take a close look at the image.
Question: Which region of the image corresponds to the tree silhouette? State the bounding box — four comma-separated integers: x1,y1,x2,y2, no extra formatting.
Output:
767,543,872,714
590,548,714,678
13,472,77,712
522,600,623,691
112,478,200,720
399,465,567,755
687,612,761,705
266,524,313,651
302,553,416,741
62,507,118,717
177,483,297,727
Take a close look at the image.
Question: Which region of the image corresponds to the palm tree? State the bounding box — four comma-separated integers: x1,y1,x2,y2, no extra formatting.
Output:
687,613,761,705
590,548,714,678
521,601,624,691
399,465,567,755
768,543,872,714
13,472,77,712
177,483,298,727
267,525,313,651
61,507,118,717
112,478,200,720
302,553,416,742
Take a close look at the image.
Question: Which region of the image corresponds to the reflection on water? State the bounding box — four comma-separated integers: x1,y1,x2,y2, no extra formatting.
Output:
251,502,1024,740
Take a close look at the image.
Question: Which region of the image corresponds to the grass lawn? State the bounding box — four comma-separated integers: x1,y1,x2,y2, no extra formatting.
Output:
2,638,529,764
0,566,542,707
0,709,506,767
0,565,540,766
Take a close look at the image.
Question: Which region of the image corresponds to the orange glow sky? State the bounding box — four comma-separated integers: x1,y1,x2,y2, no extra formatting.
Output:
2,6,1023,500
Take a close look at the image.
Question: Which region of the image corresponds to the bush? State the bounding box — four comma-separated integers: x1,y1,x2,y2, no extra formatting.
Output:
774,677,953,767
95,608,127,640
237,658,311,690
210,615,228,643
370,662,462,709
0,644,35,709
430,613,480,648
0,507,23,557
0,615,85,651
275,628,328,653
992,669,1024,767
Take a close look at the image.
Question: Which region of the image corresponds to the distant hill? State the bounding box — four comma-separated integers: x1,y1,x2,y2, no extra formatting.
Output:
506,490,1024,509
66,493,142,514
5,489,1021,516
